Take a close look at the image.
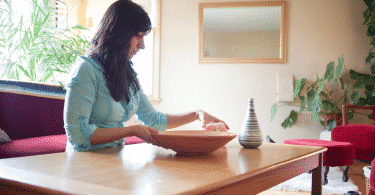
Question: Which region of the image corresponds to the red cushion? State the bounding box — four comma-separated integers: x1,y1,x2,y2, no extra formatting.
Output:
0,134,67,159
331,124,375,162
0,135,144,159
284,139,355,167
125,136,144,145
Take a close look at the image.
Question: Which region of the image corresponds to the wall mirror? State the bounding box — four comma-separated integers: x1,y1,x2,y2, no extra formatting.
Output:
199,1,287,64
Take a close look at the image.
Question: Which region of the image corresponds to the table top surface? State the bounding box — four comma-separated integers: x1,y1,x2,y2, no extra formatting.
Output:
0,140,326,195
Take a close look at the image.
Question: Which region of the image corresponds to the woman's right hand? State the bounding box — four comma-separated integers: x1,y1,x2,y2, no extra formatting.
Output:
131,125,171,149
132,125,159,144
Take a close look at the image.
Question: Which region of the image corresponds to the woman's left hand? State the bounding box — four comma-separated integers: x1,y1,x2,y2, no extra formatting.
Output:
196,110,230,130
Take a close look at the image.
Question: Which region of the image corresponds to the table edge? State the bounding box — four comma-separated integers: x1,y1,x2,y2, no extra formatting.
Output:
178,146,327,195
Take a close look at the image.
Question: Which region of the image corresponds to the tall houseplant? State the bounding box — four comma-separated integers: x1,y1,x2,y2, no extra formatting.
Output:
0,0,90,86
271,56,360,131
346,0,375,123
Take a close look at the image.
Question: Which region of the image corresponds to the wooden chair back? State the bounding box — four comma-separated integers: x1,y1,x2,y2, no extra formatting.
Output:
342,104,375,125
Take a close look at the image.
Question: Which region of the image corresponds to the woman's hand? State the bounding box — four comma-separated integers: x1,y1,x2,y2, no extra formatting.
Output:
130,125,170,149
196,110,230,130
132,125,160,144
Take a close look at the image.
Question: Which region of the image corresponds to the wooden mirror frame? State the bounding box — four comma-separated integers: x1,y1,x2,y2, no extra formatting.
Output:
198,1,288,64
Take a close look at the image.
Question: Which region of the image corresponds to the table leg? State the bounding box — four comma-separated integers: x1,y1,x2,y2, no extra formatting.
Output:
323,166,329,185
311,153,323,195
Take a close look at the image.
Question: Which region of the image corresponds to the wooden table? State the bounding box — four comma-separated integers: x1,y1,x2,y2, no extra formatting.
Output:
0,141,327,195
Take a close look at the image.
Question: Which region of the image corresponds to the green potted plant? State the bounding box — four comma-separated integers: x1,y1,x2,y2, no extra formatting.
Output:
344,0,375,123
271,56,360,131
350,0,375,105
0,0,90,87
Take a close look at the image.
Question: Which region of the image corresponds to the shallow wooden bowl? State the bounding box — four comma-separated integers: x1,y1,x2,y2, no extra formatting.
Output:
153,130,237,155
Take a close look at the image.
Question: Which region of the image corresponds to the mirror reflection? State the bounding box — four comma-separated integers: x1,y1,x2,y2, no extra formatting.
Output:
199,1,287,63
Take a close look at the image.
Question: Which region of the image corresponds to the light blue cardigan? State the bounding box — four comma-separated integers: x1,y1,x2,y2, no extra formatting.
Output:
63,56,167,151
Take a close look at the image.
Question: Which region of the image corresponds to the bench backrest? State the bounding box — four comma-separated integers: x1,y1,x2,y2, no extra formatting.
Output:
0,91,65,140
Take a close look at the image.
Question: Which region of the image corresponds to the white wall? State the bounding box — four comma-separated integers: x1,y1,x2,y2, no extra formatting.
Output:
154,0,371,143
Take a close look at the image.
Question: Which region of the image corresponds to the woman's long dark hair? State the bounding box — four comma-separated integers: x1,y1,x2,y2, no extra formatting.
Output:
89,0,151,103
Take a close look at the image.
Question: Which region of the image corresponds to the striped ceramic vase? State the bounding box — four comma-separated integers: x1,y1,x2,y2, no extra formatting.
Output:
239,98,263,148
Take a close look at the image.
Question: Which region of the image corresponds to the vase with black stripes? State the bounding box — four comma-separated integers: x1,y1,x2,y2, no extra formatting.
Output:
239,98,263,148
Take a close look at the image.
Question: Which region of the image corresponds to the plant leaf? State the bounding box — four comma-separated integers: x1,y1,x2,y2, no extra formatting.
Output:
364,8,371,25
17,65,31,79
368,112,373,120
311,95,322,123
71,25,89,30
369,97,375,105
371,63,375,76
271,103,278,122
293,78,306,98
335,55,344,80
347,111,354,121
57,81,66,90
281,110,298,129
353,79,370,89
320,91,329,99
350,69,371,80
324,61,335,82
326,119,337,131
317,81,324,94
307,89,316,111
350,91,361,104
364,0,375,11
29,58,35,81
322,100,335,113
307,77,321,91
33,18,42,40
320,120,325,127
356,98,367,106
339,78,345,90
366,49,375,64
15,68,19,80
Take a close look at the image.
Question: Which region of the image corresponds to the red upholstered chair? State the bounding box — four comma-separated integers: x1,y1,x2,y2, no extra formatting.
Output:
332,104,375,163
332,124,375,162
331,104,375,185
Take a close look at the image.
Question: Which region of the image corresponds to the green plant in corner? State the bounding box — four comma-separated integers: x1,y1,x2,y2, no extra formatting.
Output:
0,0,90,86
271,56,361,131
344,0,375,124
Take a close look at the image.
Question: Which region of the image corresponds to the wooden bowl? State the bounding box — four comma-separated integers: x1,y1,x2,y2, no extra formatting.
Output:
153,130,237,155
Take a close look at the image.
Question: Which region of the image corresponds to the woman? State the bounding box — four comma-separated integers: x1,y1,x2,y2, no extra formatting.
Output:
63,0,228,152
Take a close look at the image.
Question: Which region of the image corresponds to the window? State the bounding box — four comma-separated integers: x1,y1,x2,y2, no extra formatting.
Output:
0,0,11,67
144,0,162,104
132,30,154,96
0,0,71,82
51,0,67,30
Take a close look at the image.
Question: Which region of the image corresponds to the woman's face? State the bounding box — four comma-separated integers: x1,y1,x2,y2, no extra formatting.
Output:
127,32,147,59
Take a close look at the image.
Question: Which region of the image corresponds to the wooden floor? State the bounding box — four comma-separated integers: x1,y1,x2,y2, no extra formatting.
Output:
259,160,370,195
